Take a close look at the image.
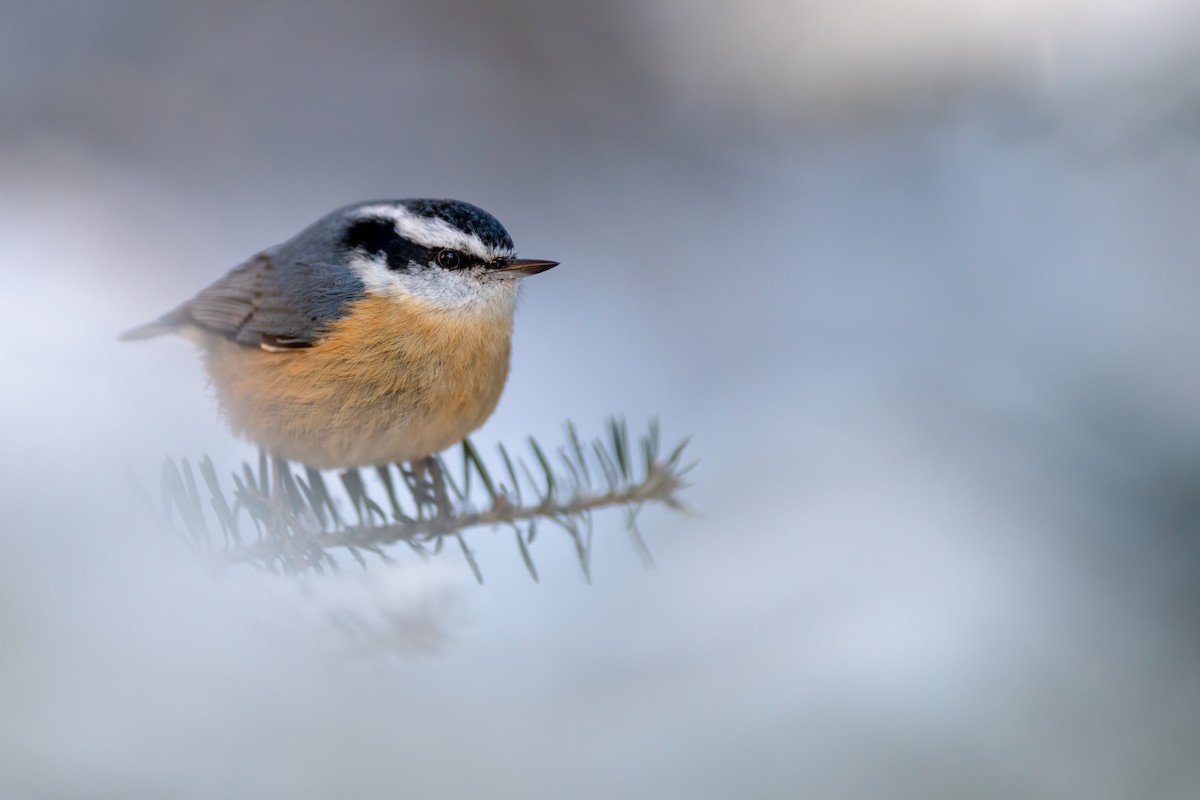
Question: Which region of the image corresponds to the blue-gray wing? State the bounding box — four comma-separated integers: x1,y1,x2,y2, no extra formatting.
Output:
121,252,363,349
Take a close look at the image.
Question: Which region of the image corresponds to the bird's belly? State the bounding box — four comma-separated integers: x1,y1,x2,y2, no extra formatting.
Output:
203,295,514,468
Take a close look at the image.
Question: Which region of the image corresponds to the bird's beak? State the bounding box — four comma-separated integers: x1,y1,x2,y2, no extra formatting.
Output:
493,259,559,278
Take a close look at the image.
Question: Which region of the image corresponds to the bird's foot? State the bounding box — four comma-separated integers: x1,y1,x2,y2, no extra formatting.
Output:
409,455,454,529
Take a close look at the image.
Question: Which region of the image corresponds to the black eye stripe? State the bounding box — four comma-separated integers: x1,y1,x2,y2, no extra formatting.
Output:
341,218,398,258
341,217,439,272
342,216,499,273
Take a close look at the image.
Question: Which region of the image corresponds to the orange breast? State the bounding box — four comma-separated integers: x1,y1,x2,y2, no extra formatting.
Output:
202,294,514,467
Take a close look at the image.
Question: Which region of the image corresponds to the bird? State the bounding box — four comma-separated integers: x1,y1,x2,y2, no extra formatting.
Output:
122,199,558,471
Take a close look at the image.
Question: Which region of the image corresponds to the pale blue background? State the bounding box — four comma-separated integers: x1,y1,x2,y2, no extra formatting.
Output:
2,1,1199,797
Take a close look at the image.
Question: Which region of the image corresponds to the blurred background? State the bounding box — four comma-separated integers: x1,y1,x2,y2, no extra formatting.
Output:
3,0,1200,797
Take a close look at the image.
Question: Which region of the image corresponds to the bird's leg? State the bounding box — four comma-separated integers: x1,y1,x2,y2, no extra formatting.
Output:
268,452,292,540
425,455,454,522
267,454,331,571
409,455,454,526
405,459,431,517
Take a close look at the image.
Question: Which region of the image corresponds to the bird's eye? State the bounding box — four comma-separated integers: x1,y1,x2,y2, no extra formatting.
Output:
436,249,463,270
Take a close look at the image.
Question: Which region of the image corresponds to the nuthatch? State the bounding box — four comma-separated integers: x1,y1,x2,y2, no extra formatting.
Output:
122,199,557,468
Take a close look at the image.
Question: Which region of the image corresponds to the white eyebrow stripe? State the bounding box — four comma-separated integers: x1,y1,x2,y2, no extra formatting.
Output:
356,203,501,261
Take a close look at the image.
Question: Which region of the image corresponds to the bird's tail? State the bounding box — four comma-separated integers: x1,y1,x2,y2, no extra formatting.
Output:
118,308,188,341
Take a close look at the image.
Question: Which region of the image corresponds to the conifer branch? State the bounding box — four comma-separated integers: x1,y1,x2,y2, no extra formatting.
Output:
152,418,693,581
